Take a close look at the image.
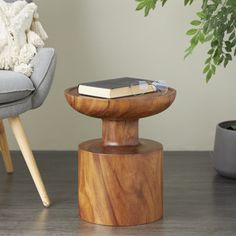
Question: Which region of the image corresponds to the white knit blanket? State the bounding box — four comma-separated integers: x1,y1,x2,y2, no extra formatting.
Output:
0,0,47,76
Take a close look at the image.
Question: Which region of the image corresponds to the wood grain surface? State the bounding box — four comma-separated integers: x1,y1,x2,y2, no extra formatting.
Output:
65,86,176,226
79,139,163,226
65,87,176,120
0,120,14,173
102,120,139,146
9,117,51,207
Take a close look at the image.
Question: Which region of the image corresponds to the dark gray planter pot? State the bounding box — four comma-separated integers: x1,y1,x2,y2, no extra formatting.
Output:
213,120,236,178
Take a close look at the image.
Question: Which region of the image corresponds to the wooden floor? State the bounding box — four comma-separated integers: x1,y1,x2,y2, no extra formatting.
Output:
0,151,236,236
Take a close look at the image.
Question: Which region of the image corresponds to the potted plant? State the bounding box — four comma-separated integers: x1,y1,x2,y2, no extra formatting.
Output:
214,121,236,178
136,0,236,178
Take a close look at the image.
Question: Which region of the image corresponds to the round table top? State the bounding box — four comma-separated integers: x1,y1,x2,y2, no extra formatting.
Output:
64,87,176,120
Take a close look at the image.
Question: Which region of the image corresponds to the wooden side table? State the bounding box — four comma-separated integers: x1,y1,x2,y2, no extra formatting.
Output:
65,87,176,226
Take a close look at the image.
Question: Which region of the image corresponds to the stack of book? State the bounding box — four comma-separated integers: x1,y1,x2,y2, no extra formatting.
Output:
78,77,156,99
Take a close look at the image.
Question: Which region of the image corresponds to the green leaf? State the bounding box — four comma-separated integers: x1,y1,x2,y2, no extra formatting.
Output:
191,20,201,26
198,32,205,43
197,11,206,19
226,53,232,61
211,64,216,74
144,6,150,16
225,41,232,47
227,24,234,34
184,0,189,5
205,57,211,64
136,2,146,10
190,35,199,45
208,48,214,55
204,34,213,42
184,50,192,59
211,40,218,47
161,0,168,6
225,47,232,52
136,0,158,16
231,39,236,47
184,0,194,5
203,64,210,73
186,29,198,35
206,70,213,82
224,58,229,67
229,32,235,41
218,56,224,65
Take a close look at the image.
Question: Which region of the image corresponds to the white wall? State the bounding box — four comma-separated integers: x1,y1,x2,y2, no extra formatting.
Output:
6,0,236,151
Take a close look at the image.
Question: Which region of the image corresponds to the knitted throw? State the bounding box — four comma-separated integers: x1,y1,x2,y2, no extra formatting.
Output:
0,0,48,76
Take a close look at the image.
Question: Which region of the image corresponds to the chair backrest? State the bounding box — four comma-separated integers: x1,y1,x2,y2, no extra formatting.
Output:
4,0,32,3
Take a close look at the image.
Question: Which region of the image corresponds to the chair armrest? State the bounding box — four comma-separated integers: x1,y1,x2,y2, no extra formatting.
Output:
30,48,56,109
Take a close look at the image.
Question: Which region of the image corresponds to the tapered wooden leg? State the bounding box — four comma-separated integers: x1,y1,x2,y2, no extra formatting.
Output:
8,116,50,207
0,120,14,173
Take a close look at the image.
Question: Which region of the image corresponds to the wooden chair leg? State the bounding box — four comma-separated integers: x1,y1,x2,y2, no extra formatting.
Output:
8,116,51,207
0,120,14,174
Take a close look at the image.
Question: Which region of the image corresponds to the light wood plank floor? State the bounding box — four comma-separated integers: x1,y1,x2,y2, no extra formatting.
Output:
0,151,236,236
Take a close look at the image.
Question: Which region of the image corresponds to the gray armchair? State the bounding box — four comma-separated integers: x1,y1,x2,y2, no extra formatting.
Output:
0,0,56,207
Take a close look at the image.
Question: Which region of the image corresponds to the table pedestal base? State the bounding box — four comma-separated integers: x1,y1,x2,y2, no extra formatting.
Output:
78,139,163,226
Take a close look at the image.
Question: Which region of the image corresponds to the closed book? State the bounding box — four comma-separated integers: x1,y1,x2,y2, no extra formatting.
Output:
78,77,154,98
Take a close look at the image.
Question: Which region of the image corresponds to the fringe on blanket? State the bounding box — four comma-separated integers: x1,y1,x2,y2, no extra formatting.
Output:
0,0,48,77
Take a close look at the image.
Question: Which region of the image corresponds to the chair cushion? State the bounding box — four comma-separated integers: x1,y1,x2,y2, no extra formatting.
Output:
0,71,35,104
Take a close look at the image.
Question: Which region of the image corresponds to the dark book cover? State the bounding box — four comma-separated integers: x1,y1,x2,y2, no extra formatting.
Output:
79,77,153,89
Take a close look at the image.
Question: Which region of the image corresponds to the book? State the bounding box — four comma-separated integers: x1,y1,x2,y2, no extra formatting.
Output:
78,77,155,99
